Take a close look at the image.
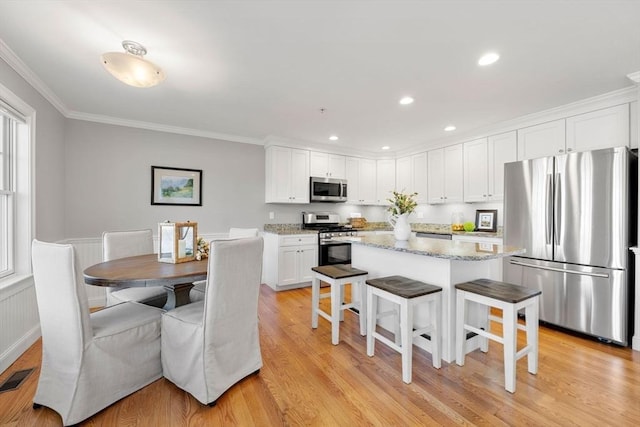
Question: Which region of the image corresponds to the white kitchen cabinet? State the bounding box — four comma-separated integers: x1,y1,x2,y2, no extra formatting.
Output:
345,157,377,204
566,104,629,152
263,233,318,290
309,151,346,179
464,131,516,202
517,119,566,160
265,146,310,203
376,159,396,205
427,144,463,204
396,153,428,204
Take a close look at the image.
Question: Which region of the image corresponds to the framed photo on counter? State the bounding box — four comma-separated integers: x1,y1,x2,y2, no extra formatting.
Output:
475,209,497,232
151,166,202,206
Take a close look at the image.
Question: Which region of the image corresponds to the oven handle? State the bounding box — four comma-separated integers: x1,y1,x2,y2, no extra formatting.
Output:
320,240,353,246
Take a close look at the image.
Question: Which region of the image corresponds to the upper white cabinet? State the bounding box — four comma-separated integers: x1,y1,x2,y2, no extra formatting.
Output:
566,104,629,153
464,131,517,202
517,119,566,160
396,153,428,204
309,151,346,179
345,157,377,205
376,159,396,205
265,146,310,203
517,104,630,160
427,144,463,204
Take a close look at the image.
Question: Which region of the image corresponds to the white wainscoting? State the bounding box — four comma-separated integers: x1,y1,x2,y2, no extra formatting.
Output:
0,233,223,374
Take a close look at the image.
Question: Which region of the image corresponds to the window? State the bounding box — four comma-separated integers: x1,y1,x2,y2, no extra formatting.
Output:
0,86,32,283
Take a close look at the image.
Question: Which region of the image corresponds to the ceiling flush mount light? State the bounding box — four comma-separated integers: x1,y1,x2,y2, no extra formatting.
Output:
478,52,500,66
101,40,165,88
381,146,390,150
444,125,456,132
329,135,339,141
399,96,414,105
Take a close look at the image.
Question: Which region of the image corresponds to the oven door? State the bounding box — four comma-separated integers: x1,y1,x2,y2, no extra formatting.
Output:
319,241,352,266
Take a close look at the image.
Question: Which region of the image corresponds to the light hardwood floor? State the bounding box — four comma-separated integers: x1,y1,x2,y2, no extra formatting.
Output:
1,284,640,426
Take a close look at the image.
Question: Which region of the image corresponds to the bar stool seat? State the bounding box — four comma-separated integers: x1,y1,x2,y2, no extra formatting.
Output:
455,278,541,393
366,275,442,384
311,264,368,345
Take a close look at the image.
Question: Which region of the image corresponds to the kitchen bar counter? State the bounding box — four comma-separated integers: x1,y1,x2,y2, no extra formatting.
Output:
348,235,524,363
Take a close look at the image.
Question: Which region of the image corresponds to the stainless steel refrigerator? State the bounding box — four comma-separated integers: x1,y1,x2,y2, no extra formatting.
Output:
503,146,636,345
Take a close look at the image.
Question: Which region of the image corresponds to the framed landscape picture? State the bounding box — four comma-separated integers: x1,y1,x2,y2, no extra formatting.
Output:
151,166,202,206
475,209,497,232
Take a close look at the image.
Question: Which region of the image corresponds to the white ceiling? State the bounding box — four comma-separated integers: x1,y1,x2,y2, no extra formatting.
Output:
0,0,638,156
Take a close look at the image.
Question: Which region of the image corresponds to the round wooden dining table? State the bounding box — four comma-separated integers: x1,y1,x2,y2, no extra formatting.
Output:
83,254,208,310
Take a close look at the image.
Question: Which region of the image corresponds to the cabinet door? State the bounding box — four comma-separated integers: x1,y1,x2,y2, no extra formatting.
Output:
395,156,412,194
427,149,444,204
328,154,346,179
443,144,463,203
412,152,428,204
463,138,489,202
517,119,566,160
359,158,377,204
345,156,361,203
298,245,318,282
267,146,293,203
488,131,517,201
566,104,630,153
278,246,300,286
290,148,310,203
376,159,396,204
309,151,329,177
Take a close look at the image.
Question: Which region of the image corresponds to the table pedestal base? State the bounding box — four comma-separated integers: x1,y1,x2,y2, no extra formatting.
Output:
163,282,194,310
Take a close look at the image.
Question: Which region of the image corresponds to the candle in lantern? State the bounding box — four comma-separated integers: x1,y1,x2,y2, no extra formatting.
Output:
178,240,186,258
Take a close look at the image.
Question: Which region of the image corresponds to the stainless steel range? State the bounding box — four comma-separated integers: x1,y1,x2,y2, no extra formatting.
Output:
302,212,359,266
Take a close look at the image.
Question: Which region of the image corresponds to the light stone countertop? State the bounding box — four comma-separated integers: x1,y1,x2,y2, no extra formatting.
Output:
337,234,524,261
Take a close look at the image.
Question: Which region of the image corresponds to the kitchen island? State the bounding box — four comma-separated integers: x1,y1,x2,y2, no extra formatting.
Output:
344,234,525,363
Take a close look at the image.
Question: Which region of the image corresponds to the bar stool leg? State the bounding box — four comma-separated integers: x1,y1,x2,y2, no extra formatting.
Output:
525,298,539,374
357,280,367,336
311,275,320,329
503,305,517,393
400,298,413,384
480,304,490,353
330,282,341,345
366,286,376,356
455,290,466,366
431,297,442,369
339,282,345,322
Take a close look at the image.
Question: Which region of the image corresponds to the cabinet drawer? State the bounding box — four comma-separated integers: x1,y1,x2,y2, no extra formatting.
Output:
279,234,318,246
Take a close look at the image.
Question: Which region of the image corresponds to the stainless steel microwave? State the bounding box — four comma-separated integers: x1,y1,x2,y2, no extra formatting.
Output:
310,177,347,202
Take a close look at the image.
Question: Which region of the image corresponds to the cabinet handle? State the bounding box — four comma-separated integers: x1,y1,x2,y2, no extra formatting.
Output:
559,149,564,153
567,148,573,152
483,194,487,197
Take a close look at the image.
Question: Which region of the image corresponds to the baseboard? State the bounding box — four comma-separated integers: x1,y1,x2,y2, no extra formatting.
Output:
0,325,40,375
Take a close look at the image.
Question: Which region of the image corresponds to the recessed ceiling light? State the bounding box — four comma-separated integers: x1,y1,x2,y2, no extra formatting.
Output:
329,135,339,141
381,146,390,150
478,52,500,66
399,96,414,105
444,125,456,132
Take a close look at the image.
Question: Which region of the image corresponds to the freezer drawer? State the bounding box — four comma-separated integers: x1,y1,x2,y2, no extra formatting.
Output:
504,257,628,345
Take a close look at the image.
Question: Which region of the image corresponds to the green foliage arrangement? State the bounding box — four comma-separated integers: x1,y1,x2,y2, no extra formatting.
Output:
387,190,418,216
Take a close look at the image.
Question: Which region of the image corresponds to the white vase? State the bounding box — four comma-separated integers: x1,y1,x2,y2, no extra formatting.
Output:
389,213,411,241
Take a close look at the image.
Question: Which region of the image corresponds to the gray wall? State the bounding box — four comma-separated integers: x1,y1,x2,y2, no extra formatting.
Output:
0,57,66,242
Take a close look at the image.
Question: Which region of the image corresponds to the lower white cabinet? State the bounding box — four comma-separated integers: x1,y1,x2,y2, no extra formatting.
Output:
263,233,318,290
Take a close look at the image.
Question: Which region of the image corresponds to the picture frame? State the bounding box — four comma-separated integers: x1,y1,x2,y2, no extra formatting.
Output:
151,166,202,206
475,209,497,232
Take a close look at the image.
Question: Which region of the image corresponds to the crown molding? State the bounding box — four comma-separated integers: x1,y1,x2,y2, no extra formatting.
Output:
66,110,263,145
628,71,640,84
0,38,69,116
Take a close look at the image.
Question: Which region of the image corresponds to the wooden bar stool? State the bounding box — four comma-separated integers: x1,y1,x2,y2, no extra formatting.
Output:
311,264,368,345
366,275,442,384
455,278,541,393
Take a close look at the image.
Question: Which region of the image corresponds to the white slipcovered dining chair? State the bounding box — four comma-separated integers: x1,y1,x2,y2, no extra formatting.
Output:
103,229,168,308
189,227,260,302
31,240,164,426
161,236,264,406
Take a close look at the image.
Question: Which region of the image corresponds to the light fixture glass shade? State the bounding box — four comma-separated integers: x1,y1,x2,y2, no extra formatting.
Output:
101,41,165,88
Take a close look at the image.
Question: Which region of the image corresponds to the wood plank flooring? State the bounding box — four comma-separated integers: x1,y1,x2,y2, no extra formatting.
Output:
1,284,640,426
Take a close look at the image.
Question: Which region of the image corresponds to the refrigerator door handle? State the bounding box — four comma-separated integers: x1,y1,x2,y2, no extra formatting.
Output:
554,173,561,246
546,174,553,245
509,259,610,278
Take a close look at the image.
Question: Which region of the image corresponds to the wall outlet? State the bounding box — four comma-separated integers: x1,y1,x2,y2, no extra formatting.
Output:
269,212,275,220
